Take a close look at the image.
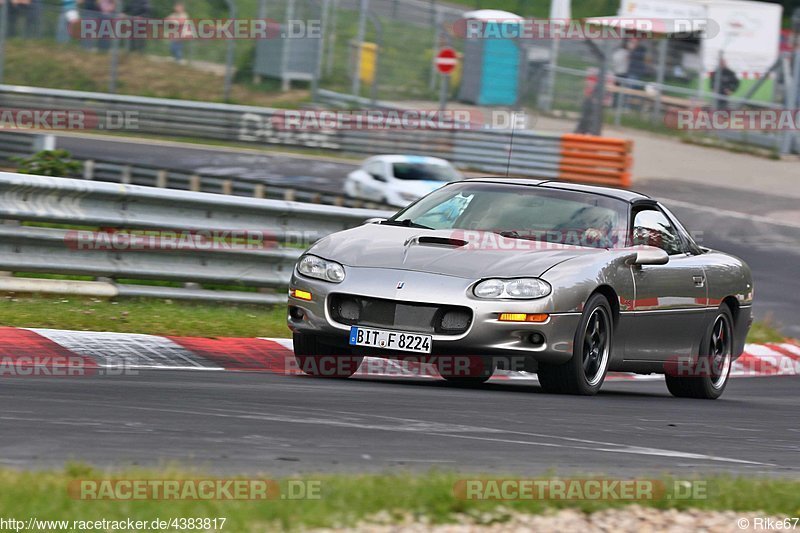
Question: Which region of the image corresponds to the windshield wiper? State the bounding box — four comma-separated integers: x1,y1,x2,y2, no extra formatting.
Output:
493,230,541,241
381,219,434,230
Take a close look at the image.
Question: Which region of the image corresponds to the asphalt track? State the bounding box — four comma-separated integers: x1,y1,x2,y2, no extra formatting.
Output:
58,134,800,337
0,370,797,476
8,134,794,478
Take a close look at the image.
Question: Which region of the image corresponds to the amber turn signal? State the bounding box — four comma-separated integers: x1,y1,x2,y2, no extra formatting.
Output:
290,289,312,301
498,313,549,323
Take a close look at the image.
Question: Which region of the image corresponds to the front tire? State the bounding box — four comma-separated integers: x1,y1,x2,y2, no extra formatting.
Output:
537,294,613,395
665,305,733,399
293,332,363,378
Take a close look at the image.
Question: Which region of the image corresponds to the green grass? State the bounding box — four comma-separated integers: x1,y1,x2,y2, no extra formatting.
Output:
4,39,310,107
0,295,289,338
746,319,786,345
0,467,798,531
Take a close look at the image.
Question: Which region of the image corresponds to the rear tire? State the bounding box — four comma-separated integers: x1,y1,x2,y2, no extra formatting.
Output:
293,332,363,378
665,305,733,400
537,293,613,395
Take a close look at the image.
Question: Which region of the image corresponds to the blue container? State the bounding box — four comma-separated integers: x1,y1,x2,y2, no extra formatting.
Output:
458,20,523,106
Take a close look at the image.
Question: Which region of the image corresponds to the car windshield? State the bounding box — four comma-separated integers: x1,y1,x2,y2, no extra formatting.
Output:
388,181,629,249
392,162,460,182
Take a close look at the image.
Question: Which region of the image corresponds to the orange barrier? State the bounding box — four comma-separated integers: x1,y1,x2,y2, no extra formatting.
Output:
559,134,633,188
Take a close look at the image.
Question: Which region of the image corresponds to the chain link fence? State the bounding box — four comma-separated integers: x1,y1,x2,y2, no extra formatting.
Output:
0,0,468,102
2,0,252,81
527,22,800,154
1,0,797,154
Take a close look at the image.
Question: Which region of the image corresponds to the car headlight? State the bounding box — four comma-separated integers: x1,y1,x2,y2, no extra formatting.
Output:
297,255,346,283
473,278,551,299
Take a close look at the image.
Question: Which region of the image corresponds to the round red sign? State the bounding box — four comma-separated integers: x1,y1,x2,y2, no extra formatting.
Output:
435,47,458,75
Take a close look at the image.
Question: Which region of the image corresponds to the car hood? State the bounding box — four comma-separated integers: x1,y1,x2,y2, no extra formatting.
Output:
308,224,603,279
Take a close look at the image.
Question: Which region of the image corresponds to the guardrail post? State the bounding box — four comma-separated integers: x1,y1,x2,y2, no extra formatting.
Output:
222,180,233,195
156,170,167,188
284,189,295,202
121,165,132,184
83,160,95,181
33,134,56,152
253,184,265,199
190,175,201,192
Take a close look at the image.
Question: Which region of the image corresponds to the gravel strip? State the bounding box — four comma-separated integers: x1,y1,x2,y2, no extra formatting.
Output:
312,506,778,532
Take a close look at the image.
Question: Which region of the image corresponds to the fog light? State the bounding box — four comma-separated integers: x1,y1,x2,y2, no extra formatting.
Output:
529,333,545,345
289,306,305,320
440,310,471,332
338,299,360,321
290,289,312,301
498,313,549,323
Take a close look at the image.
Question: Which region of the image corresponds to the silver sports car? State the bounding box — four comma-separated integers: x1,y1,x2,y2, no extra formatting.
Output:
287,178,753,399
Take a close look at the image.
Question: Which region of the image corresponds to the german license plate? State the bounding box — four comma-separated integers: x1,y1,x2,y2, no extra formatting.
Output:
349,326,432,354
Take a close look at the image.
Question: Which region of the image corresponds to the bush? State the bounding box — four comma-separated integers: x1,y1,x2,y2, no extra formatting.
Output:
11,150,82,178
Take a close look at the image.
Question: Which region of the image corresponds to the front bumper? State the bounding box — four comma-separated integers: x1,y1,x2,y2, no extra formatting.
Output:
288,267,580,365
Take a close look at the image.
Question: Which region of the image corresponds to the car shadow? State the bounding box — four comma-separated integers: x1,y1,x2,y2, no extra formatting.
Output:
298,373,673,398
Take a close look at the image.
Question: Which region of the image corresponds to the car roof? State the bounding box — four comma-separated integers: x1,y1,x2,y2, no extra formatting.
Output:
465,177,651,203
367,155,451,165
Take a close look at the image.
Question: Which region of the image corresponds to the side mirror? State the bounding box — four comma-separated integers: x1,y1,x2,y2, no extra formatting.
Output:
629,246,669,266
369,173,387,182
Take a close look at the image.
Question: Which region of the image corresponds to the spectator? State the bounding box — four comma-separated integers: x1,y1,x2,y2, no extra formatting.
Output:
624,38,650,111
612,40,631,79
125,0,150,52
96,0,117,51
166,1,192,64
56,0,80,43
611,39,631,106
710,56,740,110
8,0,38,38
626,38,648,82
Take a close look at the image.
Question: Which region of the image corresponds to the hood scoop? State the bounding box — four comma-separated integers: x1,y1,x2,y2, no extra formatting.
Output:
413,236,469,248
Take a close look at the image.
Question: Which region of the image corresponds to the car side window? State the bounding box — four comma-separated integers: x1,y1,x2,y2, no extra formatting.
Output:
631,208,684,255
364,161,385,179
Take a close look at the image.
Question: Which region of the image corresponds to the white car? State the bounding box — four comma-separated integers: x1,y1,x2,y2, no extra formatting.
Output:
344,155,462,207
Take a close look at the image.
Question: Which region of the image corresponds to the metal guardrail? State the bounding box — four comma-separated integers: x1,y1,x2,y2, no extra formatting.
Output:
0,131,393,209
0,85,633,185
0,172,393,304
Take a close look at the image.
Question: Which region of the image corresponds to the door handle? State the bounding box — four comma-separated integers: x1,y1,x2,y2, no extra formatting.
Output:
692,275,705,287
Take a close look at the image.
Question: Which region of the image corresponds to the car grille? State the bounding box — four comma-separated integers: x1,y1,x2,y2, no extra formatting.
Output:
328,294,473,335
